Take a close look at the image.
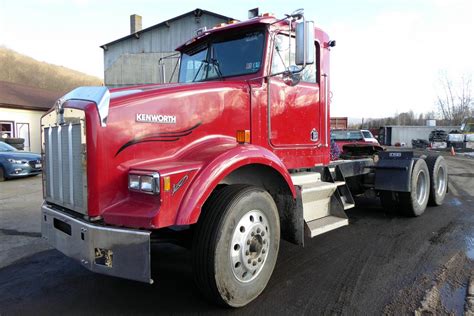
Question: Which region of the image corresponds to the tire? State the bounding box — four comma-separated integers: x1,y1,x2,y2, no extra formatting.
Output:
425,155,448,206
192,184,280,307
0,166,5,181
4,138,24,145
399,159,430,216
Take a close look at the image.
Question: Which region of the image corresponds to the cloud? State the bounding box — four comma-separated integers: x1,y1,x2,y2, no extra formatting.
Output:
328,1,473,118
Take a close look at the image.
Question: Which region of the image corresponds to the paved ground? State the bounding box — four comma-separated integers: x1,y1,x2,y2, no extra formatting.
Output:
0,154,473,315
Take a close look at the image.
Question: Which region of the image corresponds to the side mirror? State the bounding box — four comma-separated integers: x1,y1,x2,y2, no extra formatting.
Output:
283,66,301,86
295,21,315,66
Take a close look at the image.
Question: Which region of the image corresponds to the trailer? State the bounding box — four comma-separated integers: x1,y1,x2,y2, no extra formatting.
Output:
40,9,448,307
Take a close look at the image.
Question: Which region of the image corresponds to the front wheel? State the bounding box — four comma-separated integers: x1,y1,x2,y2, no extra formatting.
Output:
192,184,280,307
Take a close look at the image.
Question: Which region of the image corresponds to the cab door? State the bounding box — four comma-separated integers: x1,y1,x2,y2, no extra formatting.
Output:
268,33,321,147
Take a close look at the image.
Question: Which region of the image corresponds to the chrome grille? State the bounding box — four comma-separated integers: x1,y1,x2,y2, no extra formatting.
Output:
42,109,87,215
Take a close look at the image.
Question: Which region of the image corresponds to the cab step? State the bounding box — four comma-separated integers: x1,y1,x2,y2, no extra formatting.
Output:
291,172,321,186
305,215,349,238
291,171,350,239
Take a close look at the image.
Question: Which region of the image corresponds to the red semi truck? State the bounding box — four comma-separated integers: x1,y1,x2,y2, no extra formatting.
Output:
40,10,448,307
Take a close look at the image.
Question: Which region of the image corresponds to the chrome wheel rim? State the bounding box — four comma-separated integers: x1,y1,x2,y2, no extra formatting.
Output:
416,170,428,205
437,166,447,196
230,209,270,283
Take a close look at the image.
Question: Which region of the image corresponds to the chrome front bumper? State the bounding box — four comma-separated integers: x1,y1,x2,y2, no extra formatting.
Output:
41,203,152,283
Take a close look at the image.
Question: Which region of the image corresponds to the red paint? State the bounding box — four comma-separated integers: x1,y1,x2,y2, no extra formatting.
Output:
54,16,334,229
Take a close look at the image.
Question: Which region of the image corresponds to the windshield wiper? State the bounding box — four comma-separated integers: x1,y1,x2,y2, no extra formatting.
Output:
192,60,207,82
191,58,223,82
209,58,223,80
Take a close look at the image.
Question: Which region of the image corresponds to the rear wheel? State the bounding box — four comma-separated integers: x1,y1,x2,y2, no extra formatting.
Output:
399,159,430,216
192,184,280,307
0,166,5,181
425,155,448,206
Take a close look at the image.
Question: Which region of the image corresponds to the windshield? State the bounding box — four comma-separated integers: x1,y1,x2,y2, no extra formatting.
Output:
331,130,363,141
464,123,474,133
362,131,373,139
179,30,265,82
0,141,17,152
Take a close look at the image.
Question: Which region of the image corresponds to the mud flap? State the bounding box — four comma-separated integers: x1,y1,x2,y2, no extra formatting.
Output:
277,187,305,246
374,151,416,192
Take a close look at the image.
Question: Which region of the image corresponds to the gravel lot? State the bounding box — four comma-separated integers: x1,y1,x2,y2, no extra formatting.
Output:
0,153,473,315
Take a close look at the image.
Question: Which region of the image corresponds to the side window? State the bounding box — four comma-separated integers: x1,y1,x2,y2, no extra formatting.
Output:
271,33,318,83
271,34,292,74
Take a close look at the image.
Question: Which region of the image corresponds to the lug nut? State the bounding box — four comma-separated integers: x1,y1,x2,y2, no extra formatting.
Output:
257,228,261,234
261,232,265,236
262,249,266,254
252,261,257,266
248,259,251,264
258,258,262,262
246,250,249,256
247,240,250,245
263,240,266,244
251,232,255,237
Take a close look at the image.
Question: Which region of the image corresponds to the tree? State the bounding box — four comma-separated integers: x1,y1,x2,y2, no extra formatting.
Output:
436,71,473,125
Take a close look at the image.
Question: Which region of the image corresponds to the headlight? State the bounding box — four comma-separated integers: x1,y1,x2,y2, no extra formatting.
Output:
8,158,25,164
128,174,140,190
140,176,156,192
128,172,160,194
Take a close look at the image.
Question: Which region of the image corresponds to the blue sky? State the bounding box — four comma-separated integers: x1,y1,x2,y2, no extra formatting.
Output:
0,0,473,118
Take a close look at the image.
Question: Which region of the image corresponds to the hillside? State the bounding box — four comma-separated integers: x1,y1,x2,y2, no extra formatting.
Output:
0,47,102,92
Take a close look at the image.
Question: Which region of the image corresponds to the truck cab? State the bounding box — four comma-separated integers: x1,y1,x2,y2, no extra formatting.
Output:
40,9,448,308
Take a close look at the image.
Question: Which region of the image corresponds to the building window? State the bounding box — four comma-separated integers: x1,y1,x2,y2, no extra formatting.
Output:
0,121,14,139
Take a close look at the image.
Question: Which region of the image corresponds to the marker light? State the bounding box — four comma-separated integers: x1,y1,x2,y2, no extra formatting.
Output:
163,176,171,192
236,130,251,144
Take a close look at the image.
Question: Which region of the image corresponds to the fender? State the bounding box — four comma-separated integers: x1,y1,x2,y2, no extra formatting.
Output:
175,143,296,225
374,151,415,192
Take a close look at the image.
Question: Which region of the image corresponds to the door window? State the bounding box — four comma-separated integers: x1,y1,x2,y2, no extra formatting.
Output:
271,34,317,83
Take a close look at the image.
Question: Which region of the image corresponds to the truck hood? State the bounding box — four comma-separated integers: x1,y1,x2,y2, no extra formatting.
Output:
109,82,200,106
85,80,252,218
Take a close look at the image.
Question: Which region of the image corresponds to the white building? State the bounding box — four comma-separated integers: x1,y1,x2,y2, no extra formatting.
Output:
0,81,61,153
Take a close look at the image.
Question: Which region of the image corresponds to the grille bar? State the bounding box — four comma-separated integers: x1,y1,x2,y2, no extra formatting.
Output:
57,125,63,202
68,124,74,206
47,126,54,199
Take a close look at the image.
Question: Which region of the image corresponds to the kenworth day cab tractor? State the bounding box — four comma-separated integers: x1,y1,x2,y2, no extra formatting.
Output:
40,9,448,307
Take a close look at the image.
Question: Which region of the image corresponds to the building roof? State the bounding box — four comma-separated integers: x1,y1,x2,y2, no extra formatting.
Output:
0,81,64,111
100,8,234,49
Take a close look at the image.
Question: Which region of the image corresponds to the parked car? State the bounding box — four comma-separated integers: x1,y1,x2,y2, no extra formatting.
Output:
428,130,448,142
360,129,379,144
330,129,383,159
331,129,379,149
0,141,42,181
412,138,430,149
